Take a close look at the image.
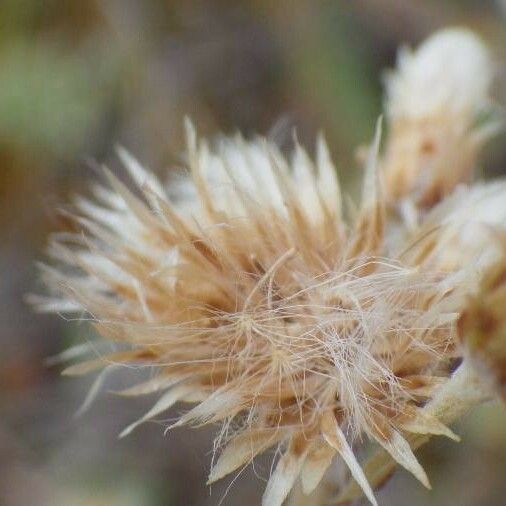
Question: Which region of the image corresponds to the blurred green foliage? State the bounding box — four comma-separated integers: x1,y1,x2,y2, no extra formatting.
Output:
0,40,118,157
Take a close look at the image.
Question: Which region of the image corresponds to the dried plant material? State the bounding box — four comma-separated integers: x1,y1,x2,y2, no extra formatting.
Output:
32,26,506,506
334,361,491,504
299,442,335,495
382,28,499,210
33,119,471,506
409,182,506,271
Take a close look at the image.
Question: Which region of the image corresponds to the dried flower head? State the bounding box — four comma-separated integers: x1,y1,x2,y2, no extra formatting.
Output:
34,120,467,506
382,28,499,209
33,27,506,506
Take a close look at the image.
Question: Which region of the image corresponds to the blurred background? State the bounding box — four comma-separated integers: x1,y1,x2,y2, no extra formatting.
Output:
1,1,506,505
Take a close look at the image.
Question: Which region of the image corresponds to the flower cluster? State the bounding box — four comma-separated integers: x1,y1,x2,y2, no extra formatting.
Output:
34,28,505,506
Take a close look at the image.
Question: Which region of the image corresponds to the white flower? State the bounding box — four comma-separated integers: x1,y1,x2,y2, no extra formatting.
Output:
381,28,500,209
385,28,492,119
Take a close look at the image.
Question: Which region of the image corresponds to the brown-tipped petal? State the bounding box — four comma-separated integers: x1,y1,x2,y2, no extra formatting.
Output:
262,436,309,506
369,428,430,489
116,146,165,198
300,441,335,495
44,342,99,366
75,364,118,417
113,373,189,397
62,350,152,376
320,412,378,506
119,383,194,438
208,429,285,484
30,294,83,314
173,390,242,427
316,133,342,220
334,433,428,504
102,166,160,230
293,142,319,209
400,408,460,441
362,117,383,209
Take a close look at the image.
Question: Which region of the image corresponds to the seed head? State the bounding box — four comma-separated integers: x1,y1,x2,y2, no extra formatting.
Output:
34,120,471,506
32,27,506,506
